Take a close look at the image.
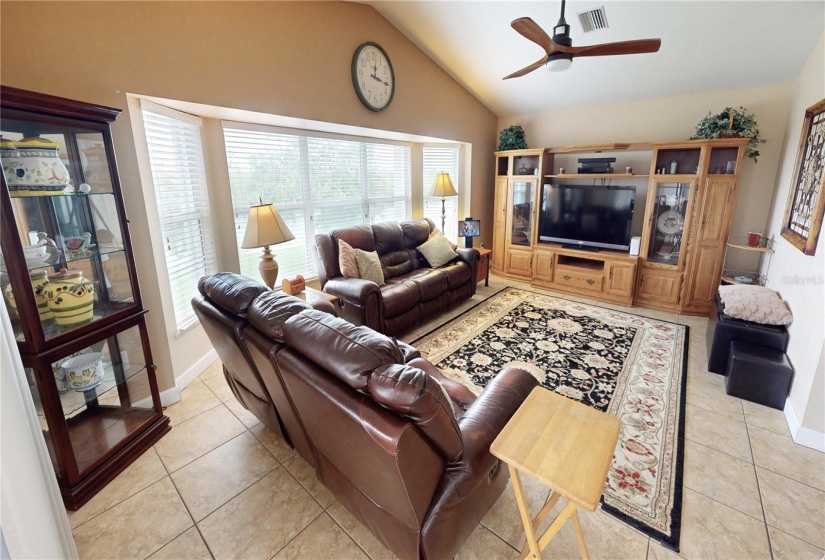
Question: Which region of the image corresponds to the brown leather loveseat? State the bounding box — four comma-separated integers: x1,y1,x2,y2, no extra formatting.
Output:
315,218,479,335
192,272,538,559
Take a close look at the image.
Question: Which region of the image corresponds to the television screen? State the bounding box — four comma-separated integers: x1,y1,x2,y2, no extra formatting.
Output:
458,219,481,238
539,185,635,251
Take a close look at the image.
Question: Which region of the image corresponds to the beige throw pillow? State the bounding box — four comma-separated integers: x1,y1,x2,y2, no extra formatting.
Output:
718,285,793,326
418,232,459,268
338,239,359,279
353,249,385,286
429,228,457,250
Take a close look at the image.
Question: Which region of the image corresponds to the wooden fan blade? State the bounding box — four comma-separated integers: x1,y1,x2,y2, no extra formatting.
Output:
503,56,550,80
558,38,661,57
511,17,556,54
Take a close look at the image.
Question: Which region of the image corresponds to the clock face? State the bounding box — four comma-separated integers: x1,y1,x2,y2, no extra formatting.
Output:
352,42,395,112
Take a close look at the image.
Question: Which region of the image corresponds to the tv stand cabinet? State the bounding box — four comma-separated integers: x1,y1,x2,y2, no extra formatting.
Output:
532,244,637,306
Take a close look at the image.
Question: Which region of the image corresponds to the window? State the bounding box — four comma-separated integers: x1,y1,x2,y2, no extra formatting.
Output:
223,125,411,281
141,102,216,331
423,145,460,241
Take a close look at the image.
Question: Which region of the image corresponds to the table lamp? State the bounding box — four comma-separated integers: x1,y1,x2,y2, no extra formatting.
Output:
241,199,295,289
428,172,458,234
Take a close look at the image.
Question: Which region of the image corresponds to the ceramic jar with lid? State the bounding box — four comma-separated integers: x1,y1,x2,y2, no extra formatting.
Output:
44,268,95,330
1,136,71,196
3,270,57,330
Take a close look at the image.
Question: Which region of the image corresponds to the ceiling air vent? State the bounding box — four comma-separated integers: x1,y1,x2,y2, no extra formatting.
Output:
577,6,609,33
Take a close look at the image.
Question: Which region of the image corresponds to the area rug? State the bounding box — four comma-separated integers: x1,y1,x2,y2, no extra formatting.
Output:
412,287,688,550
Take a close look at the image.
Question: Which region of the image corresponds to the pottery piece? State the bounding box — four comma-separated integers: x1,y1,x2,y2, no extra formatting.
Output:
44,268,94,331
3,270,56,328
2,136,71,196
61,351,104,392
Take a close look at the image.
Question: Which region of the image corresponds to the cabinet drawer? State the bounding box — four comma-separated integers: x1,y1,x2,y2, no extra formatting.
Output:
555,269,604,292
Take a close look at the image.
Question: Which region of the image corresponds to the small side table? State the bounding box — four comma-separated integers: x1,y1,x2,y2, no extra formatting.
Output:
490,387,620,560
296,286,340,317
476,247,492,287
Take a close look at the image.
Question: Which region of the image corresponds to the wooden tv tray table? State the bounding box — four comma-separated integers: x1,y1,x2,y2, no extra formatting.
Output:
490,387,621,560
295,286,341,316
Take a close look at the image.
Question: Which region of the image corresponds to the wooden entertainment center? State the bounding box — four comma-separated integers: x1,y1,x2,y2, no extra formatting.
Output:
491,138,750,315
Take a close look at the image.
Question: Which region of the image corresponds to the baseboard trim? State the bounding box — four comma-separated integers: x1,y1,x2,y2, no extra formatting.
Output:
784,400,825,452
175,348,219,391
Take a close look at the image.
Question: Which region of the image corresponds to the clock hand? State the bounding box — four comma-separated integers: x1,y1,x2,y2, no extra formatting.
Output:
370,73,382,82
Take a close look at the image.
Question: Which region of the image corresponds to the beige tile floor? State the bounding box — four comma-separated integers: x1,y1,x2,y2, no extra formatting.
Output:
68,275,825,559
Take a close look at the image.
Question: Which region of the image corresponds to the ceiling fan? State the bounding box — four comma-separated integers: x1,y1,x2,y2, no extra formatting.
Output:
504,0,661,79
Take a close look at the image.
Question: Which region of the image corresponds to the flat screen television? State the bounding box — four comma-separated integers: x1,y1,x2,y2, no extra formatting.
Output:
539,184,635,251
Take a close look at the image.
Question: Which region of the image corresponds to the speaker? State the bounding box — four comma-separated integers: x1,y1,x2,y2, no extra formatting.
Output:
629,236,641,256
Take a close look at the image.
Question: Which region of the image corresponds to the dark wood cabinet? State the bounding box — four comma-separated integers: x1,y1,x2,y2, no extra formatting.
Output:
0,86,169,509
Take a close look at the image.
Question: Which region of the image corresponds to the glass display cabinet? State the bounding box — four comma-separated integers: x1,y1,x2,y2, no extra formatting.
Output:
0,86,169,509
645,180,694,267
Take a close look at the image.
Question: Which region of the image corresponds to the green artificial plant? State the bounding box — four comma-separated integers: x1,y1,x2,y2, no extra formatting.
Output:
690,106,766,162
498,125,528,151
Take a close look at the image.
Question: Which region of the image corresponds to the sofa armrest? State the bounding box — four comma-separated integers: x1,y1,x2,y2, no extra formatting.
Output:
408,357,477,412
458,368,539,469
323,277,381,304
455,247,479,269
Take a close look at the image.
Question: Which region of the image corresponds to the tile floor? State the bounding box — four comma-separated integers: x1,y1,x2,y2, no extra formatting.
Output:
67,276,825,559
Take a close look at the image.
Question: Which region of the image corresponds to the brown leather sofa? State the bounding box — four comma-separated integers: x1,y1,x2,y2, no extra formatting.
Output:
315,218,480,335
192,273,539,559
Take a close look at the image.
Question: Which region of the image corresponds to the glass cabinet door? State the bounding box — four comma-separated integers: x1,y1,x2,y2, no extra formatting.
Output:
29,323,158,476
1,119,135,344
509,179,534,246
646,181,693,265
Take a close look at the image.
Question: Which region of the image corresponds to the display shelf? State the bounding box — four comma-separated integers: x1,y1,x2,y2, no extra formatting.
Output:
36,361,149,419
726,235,775,253
721,270,767,286
544,173,650,179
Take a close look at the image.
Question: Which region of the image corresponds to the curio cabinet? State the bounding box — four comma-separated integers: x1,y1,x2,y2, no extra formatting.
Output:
0,86,169,509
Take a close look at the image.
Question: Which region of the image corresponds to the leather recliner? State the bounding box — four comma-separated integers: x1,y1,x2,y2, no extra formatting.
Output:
194,273,539,560
314,218,479,336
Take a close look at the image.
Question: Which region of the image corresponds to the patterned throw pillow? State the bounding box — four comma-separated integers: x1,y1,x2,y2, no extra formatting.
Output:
338,239,359,279
718,285,793,326
353,249,385,286
418,232,459,268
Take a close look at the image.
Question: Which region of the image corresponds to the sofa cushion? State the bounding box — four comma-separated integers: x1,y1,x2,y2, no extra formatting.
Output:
197,272,269,315
418,232,459,268
440,260,473,288
408,269,449,301
338,239,359,279
248,291,313,341
401,218,433,249
283,310,405,390
332,224,375,252
354,249,385,286
718,285,793,326
373,221,406,254
380,280,420,319
368,363,463,462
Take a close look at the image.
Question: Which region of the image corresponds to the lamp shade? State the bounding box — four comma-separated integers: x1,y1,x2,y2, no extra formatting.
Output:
428,172,458,198
241,203,295,249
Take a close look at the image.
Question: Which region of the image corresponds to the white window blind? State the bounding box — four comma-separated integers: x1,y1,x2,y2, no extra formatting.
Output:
423,145,460,241
141,103,216,331
223,125,411,281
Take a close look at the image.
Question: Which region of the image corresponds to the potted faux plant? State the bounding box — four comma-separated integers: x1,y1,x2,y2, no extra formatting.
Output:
498,125,528,151
690,106,766,162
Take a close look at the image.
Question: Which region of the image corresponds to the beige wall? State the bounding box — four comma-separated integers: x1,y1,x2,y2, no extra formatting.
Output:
763,32,825,443
498,82,795,270
0,1,498,389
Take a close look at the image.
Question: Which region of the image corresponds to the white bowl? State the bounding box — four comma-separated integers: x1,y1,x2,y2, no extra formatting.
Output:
61,352,104,392
23,245,46,259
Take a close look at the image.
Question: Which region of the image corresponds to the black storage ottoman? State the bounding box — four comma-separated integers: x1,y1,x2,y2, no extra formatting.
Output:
726,342,794,410
707,294,789,374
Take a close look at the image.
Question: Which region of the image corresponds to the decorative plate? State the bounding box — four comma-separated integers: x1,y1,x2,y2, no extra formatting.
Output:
657,210,684,235
734,275,754,284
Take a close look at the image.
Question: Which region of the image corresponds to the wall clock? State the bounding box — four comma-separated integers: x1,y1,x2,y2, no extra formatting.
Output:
351,42,395,112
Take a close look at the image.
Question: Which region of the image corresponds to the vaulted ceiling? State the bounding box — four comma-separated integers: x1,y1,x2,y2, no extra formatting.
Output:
365,1,825,116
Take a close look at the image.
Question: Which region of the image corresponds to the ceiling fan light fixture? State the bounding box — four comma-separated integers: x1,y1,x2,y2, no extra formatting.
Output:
546,54,573,72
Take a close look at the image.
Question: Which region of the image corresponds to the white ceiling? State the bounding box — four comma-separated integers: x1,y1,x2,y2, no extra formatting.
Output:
365,1,825,117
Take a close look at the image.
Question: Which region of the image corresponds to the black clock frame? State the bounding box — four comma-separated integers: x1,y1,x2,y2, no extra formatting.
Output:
351,41,395,112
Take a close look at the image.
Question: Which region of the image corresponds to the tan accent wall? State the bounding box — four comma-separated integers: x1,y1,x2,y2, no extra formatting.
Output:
0,1,498,390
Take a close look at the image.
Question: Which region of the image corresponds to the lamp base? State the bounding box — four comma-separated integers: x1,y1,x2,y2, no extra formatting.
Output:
259,246,279,289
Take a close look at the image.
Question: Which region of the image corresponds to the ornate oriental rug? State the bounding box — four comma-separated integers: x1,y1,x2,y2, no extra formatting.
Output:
413,287,688,550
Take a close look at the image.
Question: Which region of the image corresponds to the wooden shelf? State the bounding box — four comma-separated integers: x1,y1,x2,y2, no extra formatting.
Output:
545,173,649,179
546,143,652,153
726,242,774,253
